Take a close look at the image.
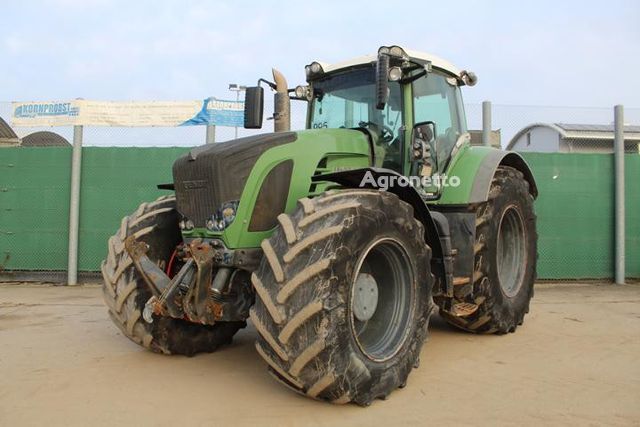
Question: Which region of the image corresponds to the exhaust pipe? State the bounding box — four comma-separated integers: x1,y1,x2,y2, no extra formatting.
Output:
272,68,290,132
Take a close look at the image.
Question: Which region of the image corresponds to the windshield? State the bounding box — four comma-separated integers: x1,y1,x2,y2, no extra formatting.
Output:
309,67,404,171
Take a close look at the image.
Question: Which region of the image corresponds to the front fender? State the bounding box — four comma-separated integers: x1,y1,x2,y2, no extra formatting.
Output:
313,168,444,261
437,146,538,205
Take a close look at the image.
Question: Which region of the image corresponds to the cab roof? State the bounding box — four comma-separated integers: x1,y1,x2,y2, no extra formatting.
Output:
315,49,462,77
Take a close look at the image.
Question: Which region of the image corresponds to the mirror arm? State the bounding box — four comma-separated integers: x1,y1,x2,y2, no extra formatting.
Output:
257,78,277,91
399,70,427,85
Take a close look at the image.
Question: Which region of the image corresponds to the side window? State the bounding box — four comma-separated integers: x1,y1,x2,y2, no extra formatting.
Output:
413,74,463,171
311,95,349,129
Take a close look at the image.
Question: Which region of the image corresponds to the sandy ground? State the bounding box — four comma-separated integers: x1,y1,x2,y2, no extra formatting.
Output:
0,282,639,426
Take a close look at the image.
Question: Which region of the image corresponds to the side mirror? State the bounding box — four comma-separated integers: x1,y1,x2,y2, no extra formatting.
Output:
412,121,437,174
244,86,264,129
412,122,436,152
375,54,390,110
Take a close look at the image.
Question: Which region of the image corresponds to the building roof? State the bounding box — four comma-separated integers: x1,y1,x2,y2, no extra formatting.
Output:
556,123,640,133
317,48,462,77
0,117,18,139
0,117,20,145
506,122,640,150
21,131,71,147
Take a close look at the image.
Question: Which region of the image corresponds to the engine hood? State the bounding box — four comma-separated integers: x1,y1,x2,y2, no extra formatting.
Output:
173,132,297,227
172,128,372,248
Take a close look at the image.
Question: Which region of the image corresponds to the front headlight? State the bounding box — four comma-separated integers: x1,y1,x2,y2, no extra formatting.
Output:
388,66,402,81
378,45,408,60
180,218,194,231
205,216,227,232
389,46,406,58
205,201,239,232
221,203,237,226
295,85,310,99
305,62,325,80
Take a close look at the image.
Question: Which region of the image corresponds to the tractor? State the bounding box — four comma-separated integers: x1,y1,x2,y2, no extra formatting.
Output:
102,45,537,406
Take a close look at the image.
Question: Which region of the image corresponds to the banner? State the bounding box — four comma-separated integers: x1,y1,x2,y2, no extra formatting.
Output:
181,98,245,127
11,98,244,127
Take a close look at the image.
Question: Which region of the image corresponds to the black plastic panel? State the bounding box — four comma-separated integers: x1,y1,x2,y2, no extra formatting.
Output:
248,160,293,232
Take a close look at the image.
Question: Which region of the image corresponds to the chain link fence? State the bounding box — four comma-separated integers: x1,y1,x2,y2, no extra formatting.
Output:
3,100,639,148
0,100,638,282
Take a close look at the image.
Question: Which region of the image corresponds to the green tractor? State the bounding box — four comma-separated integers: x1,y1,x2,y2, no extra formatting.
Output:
102,45,537,406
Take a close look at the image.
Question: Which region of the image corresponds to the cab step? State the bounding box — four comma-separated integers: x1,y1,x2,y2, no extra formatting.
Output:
453,277,470,286
450,302,479,317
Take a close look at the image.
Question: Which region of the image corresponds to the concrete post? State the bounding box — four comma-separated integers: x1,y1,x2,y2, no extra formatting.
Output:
482,101,492,147
234,91,240,139
206,125,216,144
67,125,83,286
614,105,625,285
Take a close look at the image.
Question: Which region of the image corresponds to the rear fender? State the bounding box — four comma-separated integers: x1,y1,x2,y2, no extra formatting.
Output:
438,146,538,205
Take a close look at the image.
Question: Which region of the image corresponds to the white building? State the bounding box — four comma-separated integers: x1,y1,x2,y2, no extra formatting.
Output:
507,123,640,153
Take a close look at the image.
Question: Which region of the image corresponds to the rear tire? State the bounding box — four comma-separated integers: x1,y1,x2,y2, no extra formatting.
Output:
250,190,433,405
441,166,537,334
101,195,245,356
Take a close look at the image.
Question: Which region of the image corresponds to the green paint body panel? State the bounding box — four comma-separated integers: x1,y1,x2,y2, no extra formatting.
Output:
431,145,496,205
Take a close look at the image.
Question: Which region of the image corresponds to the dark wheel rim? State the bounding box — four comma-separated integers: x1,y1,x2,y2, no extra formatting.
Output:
350,238,415,362
496,205,526,297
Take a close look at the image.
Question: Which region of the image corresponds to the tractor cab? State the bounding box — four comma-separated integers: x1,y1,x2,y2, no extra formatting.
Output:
247,45,477,197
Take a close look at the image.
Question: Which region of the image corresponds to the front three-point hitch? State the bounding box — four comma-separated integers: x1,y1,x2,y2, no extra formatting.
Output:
124,236,259,325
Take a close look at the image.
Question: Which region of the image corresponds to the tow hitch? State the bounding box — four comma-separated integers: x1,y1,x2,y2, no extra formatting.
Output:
124,236,257,325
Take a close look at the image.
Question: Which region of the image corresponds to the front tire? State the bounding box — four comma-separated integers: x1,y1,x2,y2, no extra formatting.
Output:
101,195,245,355
250,190,433,405
441,166,537,334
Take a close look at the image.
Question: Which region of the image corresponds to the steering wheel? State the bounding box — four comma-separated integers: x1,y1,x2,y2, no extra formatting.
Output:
359,121,395,144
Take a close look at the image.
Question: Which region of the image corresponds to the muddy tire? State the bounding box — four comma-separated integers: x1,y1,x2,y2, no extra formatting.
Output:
441,166,537,334
101,195,245,356
250,190,433,406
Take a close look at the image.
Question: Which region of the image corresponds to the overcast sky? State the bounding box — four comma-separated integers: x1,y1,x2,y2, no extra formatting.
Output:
1,0,638,108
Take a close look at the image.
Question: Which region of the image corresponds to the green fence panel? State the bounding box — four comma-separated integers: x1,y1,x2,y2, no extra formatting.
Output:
625,155,640,277
521,153,639,279
1,148,638,278
0,146,190,272
0,147,72,270
77,147,190,271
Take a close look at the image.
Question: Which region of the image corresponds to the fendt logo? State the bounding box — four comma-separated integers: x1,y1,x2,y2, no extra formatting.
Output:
182,180,207,190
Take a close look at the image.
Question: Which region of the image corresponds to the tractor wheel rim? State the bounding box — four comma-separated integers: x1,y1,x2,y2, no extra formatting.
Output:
350,238,415,362
496,205,526,297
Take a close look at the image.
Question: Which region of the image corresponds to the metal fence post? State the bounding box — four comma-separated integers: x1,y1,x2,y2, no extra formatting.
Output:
482,101,492,146
614,105,625,285
206,124,216,144
67,125,83,286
